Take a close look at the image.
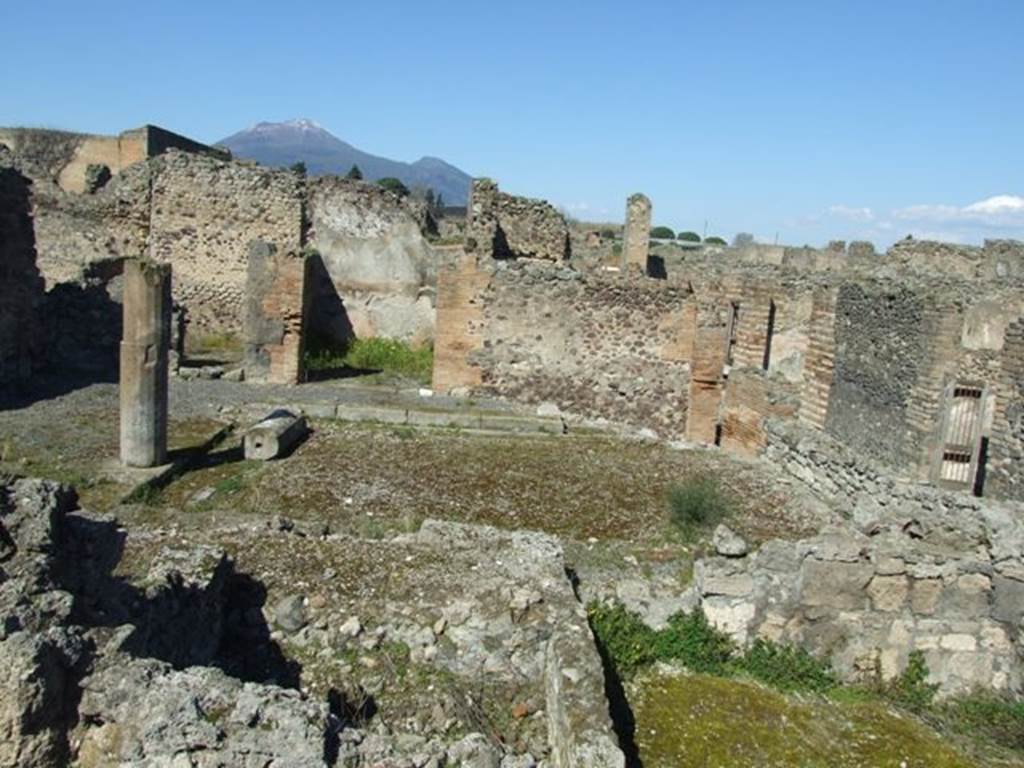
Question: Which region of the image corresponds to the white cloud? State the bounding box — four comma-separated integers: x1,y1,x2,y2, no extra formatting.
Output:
893,195,1024,226
827,204,874,222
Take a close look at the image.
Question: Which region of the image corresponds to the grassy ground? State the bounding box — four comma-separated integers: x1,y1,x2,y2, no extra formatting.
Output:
120,419,828,549
305,338,433,385
629,670,998,768
0,402,228,511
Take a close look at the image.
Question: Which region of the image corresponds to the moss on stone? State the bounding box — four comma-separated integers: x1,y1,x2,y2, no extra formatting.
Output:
630,669,978,768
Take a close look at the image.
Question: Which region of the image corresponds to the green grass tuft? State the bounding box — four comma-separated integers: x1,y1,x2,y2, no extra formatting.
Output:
667,475,733,538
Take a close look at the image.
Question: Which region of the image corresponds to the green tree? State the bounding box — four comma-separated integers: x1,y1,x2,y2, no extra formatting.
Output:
677,231,701,242
290,161,307,177
345,164,363,180
650,225,675,239
377,177,410,197
704,236,727,245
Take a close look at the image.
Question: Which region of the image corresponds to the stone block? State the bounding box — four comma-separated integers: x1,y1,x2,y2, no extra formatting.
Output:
867,575,909,612
910,578,943,615
800,559,873,610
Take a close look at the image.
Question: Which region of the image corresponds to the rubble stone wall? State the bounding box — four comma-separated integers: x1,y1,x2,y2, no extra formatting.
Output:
989,319,1024,501
0,152,44,386
716,418,1024,696
824,282,932,473
466,179,569,262
150,151,304,336
434,259,693,436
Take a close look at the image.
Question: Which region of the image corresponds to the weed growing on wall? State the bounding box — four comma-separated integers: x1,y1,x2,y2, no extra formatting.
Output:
587,600,833,692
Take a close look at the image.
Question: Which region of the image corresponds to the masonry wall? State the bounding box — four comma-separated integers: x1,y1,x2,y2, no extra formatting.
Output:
823,283,933,474
989,319,1024,501
149,151,303,335
307,176,437,344
434,259,693,435
466,179,569,262
0,152,44,386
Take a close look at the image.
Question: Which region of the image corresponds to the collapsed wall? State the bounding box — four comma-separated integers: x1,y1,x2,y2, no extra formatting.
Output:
466,178,569,262
0,149,45,386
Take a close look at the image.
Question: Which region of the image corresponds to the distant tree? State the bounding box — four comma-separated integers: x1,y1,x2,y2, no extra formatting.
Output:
650,225,675,239
704,236,727,246
290,161,307,177
600,228,617,239
435,192,444,210
346,164,363,180
677,231,701,242
424,189,436,210
377,177,410,197
733,232,755,246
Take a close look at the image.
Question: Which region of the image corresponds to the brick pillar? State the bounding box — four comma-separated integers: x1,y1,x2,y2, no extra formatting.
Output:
120,259,171,467
244,241,311,385
622,193,651,273
798,288,838,430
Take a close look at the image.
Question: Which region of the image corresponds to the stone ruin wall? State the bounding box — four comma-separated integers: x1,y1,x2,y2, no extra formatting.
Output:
466,179,569,262
989,318,1024,501
148,151,304,337
434,258,694,435
740,418,1024,695
307,176,438,345
9,139,441,351
0,149,45,386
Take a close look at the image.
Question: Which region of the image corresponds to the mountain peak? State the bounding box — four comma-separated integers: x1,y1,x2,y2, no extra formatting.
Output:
218,120,472,205
247,118,327,134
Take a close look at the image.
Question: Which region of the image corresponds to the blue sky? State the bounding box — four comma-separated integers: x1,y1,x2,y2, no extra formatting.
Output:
3,1,1023,247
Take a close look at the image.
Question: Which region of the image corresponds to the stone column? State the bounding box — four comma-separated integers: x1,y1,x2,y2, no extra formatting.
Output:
120,259,171,467
622,193,651,273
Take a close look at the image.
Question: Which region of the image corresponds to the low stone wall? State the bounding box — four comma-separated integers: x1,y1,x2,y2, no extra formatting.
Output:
0,150,44,386
466,179,569,262
694,497,1024,696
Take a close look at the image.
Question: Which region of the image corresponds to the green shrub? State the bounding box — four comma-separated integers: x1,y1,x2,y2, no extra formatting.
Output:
650,225,675,239
655,610,735,674
346,164,363,180
677,231,701,242
588,601,658,676
886,650,938,711
667,475,732,537
377,177,410,197
941,692,1024,750
738,638,836,693
704,236,727,245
